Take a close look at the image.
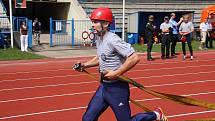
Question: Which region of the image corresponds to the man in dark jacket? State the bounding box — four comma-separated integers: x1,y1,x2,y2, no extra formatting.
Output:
145,15,156,61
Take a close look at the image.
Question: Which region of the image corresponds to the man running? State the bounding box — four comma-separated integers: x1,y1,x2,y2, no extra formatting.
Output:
74,7,168,121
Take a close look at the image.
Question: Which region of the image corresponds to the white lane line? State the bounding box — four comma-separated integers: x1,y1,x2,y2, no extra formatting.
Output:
0,64,214,91
0,68,73,75
133,64,215,72
167,110,215,118
134,80,215,88
139,58,215,65
0,91,96,103
1,64,215,84
0,81,99,92
0,92,214,120
133,71,215,79
1,80,214,103
0,76,214,93
1,62,215,76
0,74,89,83
0,106,88,120
0,52,215,67
0,59,89,67
135,91,215,102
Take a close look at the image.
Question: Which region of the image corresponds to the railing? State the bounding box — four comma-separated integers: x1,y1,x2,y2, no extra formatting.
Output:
0,16,10,33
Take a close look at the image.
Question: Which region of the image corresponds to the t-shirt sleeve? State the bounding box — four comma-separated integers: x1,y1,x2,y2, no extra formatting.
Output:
110,36,135,57
160,23,163,30
199,23,202,30
190,22,194,30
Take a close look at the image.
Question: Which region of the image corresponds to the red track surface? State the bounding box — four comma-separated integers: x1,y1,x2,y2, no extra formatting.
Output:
0,51,215,121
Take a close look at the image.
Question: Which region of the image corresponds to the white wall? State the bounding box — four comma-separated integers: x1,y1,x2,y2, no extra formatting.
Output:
58,0,89,20
57,0,91,43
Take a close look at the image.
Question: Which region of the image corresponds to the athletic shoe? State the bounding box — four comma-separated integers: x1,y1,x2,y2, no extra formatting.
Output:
147,58,153,61
183,55,186,60
147,56,153,61
166,56,170,59
198,46,203,50
155,107,168,121
161,56,165,60
190,56,194,60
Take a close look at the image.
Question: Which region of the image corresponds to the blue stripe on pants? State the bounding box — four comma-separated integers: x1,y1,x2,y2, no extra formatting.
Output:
82,81,157,121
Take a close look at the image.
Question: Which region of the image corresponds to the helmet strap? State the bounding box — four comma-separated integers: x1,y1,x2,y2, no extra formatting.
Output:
97,21,108,36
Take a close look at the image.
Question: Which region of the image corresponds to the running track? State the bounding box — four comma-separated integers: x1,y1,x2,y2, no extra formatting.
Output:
0,51,215,121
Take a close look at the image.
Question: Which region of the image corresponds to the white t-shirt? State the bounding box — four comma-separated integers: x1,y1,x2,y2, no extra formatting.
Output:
96,32,135,72
199,22,209,32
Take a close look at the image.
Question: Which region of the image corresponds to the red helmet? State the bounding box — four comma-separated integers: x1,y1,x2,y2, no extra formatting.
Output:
90,7,113,23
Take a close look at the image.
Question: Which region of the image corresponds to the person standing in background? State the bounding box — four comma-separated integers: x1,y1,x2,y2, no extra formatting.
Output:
160,16,173,59
20,21,28,52
179,15,194,60
206,18,213,48
33,18,42,45
199,18,210,50
145,15,156,61
169,13,183,56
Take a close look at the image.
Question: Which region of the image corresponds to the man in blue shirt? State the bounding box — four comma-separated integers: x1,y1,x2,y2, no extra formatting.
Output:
169,13,183,56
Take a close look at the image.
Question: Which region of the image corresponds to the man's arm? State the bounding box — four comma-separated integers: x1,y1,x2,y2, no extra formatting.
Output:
83,56,99,68
177,17,183,26
74,56,99,72
105,53,140,79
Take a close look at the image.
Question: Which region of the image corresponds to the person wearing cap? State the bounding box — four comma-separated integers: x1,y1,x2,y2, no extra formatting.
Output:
169,13,183,56
160,16,173,59
145,15,156,61
179,15,194,60
73,7,168,121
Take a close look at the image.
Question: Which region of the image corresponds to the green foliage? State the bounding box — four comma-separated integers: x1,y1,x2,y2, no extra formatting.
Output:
0,47,47,61
132,40,215,53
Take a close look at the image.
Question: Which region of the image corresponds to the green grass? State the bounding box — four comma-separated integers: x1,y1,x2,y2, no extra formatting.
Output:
0,47,47,61
132,40,215,53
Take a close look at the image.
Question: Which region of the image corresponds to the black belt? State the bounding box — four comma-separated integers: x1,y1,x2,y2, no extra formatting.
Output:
99,72,118,83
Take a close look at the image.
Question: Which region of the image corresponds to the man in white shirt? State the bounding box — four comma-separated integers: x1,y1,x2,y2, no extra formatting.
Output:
199,18,210,50
160,16,173,59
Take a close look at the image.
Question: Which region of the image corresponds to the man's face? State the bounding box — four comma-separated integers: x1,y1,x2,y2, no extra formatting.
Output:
149,18,154,22
92,20,109,35
92,20,102,34
172,14,176,19
164,19,169,23
183,17,189,23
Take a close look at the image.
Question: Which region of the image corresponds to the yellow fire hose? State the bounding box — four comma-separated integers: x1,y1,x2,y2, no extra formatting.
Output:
73,62,215,120
83,69,215,120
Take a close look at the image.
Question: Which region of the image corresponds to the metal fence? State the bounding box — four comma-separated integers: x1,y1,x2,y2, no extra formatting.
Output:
50,18,93,47
12,17,32,48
